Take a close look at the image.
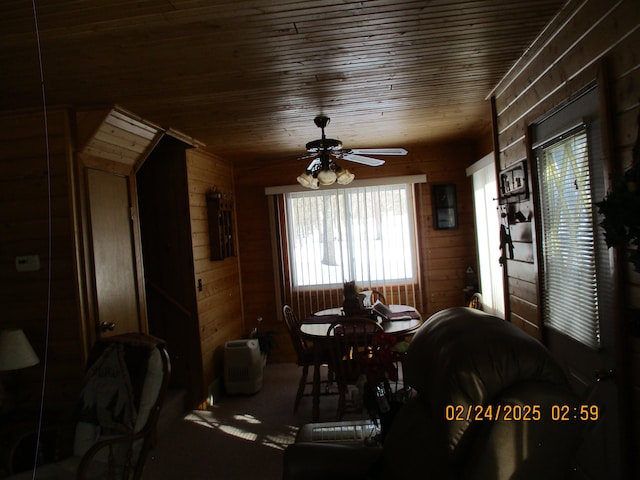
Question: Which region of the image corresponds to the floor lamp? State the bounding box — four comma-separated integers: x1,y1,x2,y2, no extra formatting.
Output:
0,328,40,411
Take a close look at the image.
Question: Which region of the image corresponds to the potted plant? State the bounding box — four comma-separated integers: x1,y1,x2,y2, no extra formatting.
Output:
249,317,278,358
596,164,640,273
596,114,640,271
596,114,640,337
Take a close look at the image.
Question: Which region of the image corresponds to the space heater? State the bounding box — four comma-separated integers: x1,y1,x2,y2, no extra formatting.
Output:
224,339,264,394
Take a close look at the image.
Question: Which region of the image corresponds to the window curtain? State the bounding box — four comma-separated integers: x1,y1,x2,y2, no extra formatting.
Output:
273,184,423,321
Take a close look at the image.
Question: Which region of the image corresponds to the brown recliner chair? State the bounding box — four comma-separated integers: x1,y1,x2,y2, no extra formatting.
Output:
283,307,583,480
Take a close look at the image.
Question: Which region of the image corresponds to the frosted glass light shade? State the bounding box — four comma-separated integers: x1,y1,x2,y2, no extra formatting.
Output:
317,169,337,185
0,329,40,371
336,168,355,185
297,172,313,187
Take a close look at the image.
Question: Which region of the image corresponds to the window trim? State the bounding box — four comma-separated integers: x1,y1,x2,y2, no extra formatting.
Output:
535,125,601,349
530,83,612,351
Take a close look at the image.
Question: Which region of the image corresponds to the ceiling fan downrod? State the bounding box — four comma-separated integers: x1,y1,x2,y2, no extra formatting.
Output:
306,115,342,152
313,115,330,130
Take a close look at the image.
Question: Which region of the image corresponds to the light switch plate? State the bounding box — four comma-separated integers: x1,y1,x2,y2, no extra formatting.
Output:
15,254,41,272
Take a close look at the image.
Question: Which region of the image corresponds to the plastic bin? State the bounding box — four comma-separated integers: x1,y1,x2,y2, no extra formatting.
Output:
224,339,264,394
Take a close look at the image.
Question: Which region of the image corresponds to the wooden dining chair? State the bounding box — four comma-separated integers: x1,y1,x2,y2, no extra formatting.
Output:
283,305,333,413
325,317,384,420
371,289,386,305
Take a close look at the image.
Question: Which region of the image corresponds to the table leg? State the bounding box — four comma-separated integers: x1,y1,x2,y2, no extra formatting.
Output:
312,343,321,421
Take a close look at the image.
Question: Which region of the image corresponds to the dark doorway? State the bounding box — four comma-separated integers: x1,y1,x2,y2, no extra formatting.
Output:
136,135,203,407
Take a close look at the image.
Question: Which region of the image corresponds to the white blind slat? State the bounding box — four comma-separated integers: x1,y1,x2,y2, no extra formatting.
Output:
538,127,601,349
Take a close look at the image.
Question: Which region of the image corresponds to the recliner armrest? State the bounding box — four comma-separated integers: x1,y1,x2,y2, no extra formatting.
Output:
282,442,382,480
461,381,583,480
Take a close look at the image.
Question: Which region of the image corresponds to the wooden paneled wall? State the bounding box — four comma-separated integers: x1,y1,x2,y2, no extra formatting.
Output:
492,0,640,336
186,148,244,399
0,107,85,415
234,140,483,363
0,107,244,414
0,106,487,407
491,0,640,472
137,138,244,408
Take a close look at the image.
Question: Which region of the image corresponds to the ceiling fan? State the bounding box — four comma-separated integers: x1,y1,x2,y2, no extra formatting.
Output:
296,115,408,189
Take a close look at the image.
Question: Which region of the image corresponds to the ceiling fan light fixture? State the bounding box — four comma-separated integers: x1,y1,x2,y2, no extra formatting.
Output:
297,172,313,187
336,167,354,185
297,171,319,189
295,115,407,188
317,168,337,185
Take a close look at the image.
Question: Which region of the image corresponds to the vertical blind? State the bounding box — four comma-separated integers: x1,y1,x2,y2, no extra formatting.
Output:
537,126,601,349
279,183,421,317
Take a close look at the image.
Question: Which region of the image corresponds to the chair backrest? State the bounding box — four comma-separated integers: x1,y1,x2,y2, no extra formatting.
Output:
326,317,384,384
358,289,386,308
371,289,386,305
75,332,171,480
283,305,309,363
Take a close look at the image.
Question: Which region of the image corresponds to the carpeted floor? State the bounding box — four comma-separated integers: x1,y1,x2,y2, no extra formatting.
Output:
142,362,368,480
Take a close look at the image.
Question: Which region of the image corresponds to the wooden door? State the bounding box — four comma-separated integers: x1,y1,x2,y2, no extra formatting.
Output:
86,167,144,337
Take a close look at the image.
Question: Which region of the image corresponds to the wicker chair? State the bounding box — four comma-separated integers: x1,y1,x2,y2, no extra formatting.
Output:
7,333,171,480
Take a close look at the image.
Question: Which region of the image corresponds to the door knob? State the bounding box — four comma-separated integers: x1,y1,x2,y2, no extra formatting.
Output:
99,321,116,332
594,368,615,382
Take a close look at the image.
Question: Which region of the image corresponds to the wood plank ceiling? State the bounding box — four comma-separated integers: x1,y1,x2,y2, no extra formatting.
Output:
0,0,566,163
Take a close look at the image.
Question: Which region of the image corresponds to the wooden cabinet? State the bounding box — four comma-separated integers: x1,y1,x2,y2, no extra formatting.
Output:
432,184,458,230
207,191,235,260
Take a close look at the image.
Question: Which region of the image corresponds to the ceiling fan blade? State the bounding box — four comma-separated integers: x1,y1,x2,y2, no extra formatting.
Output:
305,158,321,171
349,148,407,156
298,152,318,161
341,153,385,166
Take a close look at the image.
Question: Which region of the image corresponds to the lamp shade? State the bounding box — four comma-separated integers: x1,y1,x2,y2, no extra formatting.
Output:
0,329,40,371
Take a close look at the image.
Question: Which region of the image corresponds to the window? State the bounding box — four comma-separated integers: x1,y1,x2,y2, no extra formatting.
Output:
536,126,601,348
285,183,417,288
467,154,505,317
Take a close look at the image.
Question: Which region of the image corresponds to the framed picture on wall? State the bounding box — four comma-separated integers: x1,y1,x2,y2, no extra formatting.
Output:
433,184,458,230
499,160,528,203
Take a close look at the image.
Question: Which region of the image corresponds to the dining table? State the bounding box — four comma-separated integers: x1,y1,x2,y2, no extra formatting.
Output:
300,304,422,421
